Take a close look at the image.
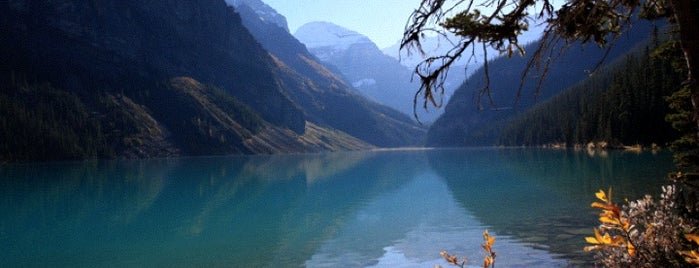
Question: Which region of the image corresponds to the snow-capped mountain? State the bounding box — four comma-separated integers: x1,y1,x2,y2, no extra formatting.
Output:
294,21,375,62
229,3,427,146
226,0,289,32
382,33,474,69
382,20,545,69
295,21,447,123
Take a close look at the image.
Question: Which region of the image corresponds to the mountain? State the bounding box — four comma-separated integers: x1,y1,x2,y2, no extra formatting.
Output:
382,32,478,70
426,21,659,147
499,32,682,147
231,3,425,146
294,21,373,60
294,21,445,123
225,0,289,32
0,0,421,162
381,24,545,69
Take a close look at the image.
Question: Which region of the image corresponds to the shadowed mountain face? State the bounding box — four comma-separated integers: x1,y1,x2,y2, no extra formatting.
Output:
0,0,423,161
232,2,426,147
2,0,304,130
426,22,658,147
226,0,289,32
294,21,446,124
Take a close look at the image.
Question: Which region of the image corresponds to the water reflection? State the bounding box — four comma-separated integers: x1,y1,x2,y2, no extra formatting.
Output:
0,149,672,267
427,148,674,266
0,151,425,267
305,169,564,267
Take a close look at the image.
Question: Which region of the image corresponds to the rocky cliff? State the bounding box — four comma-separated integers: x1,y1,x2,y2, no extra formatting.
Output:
233,2,426,146
0,0,397,161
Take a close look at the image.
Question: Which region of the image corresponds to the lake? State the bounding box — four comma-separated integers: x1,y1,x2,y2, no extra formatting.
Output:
0,148,675,267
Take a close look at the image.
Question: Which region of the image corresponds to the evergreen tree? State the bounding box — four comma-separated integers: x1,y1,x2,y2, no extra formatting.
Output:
499,32,683,148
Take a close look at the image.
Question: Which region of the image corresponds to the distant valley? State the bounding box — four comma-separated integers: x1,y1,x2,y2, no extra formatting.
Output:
0,0,679,162
0,0,424,162
293,21,452,123
425,21,678,148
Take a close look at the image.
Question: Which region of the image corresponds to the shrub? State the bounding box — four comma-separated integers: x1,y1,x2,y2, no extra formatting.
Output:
585,183,698,267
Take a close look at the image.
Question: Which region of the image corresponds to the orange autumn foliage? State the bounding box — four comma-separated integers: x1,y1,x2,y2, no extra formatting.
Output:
585,188,637,256
437,230,496,268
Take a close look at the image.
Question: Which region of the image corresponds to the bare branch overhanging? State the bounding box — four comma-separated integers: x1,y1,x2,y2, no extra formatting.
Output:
400,0,652,120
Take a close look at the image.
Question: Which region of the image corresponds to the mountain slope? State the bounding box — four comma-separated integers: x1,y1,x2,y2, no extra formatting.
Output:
2,0,304,130
226,0,289,32
426,21,658,147
294,21,447,123
0,0,381,161
232,2,426,146
499,33,682,147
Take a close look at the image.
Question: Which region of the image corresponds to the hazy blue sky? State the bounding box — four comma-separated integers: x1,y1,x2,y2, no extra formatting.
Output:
262,0,423,49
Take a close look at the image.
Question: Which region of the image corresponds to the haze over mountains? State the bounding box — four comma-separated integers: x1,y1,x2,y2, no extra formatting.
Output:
294,21,446,123
231,0,425,145
0,0,424,161
426,21,663,147
0,0,672,162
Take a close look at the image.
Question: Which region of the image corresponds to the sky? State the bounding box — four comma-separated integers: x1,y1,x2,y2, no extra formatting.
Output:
262,0,423,49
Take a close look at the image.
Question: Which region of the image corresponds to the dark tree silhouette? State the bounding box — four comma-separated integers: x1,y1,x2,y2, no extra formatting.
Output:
401,0,698,132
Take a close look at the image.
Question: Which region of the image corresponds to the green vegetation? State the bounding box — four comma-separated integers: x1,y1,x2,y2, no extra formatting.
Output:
402,1,698,134
404,1,698,266
0,0,427,162
662,38,699,170
0,72,112,162
424,23,657,147
150,77,266,155
500,31,684,147
0,72,284,161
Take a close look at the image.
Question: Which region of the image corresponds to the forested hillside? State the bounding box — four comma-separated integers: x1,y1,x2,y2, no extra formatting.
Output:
293,21,440,122
499,30,684,147
426,22,658,147
233,3,426,146
0,74,114,161
0,0,422,162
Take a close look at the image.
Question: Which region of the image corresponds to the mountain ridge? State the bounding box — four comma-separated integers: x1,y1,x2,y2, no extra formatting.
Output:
233,2,426,146
426,21,660,147
295,21,453,123
0,0,419,161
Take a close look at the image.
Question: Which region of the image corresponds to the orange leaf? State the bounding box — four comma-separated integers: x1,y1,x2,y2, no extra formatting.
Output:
680,250,699,264
482,230,495,253
599,215,621,225
595,189,608,203
599,210,621,222
591,201,614,210
440,251,459,265
483,256,494,268
486,235,495,246
593,228,611,244
585,235,600,244
611,234,627,246
626,242,636,256
685,234,699,245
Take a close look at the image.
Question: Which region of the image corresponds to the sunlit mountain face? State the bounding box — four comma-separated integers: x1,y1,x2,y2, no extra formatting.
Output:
0,0,424,161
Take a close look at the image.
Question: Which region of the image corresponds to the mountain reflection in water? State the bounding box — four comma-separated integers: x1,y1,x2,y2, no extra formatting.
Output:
0,148,672,267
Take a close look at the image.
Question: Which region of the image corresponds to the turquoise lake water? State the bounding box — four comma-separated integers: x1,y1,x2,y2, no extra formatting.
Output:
0,148,675,267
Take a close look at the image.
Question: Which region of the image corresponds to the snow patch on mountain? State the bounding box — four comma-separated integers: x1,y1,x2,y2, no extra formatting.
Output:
382,21,546,68
352,78,377,88
382,33,485,69
295,21,373,51
226,0,289,32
